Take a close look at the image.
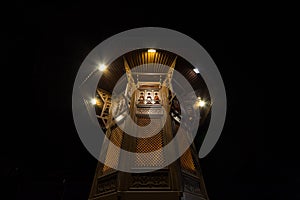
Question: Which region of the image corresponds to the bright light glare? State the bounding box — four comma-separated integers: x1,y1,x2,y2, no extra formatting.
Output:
199,100,206,107
91,98,97,105
98,64,107,71
147,49,156,53
193,68,200,74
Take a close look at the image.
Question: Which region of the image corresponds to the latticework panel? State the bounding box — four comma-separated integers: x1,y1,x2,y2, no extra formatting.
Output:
135,117,163,137
135,117,165,167
180,148,197,174
102,126,123,174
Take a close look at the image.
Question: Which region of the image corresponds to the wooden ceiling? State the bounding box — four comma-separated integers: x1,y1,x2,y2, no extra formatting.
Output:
96,48,210,100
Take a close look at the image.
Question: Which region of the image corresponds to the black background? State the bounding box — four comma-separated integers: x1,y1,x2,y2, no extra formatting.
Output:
3,2,284,200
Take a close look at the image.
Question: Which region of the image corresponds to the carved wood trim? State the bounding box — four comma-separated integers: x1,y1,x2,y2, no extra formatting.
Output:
129,170,170,190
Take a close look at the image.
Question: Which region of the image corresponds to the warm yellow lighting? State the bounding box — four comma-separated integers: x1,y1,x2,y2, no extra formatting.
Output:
91,98,97,105
98,64,107,71
147,49,156,53
199,100,206,107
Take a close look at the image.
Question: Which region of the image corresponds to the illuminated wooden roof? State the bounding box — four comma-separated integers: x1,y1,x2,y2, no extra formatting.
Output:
97,48,210,100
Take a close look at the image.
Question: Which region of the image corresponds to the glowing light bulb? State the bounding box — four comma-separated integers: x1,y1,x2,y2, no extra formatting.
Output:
199,100,206,107
91,98,97,105
193,68,200,74
147,49,156,53
98,64,107,71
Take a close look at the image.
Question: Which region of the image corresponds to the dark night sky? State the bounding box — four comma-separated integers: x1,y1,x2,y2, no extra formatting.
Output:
4,2,293,200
